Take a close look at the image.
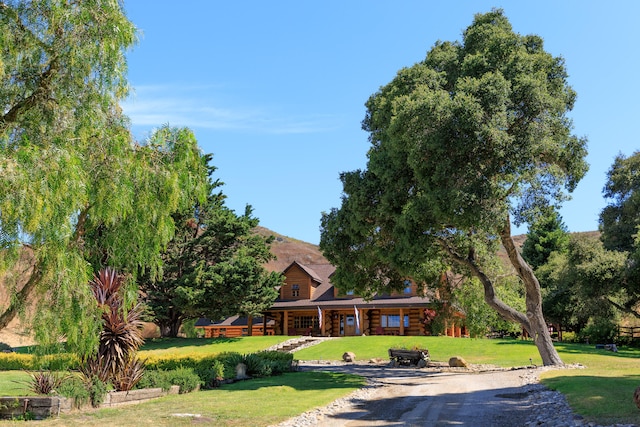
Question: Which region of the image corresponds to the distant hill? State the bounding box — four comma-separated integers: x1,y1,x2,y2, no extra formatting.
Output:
254,226,329,272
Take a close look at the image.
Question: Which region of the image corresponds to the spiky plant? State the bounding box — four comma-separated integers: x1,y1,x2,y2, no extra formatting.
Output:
111,357,145,391
87,268,145,385
22,370,69,395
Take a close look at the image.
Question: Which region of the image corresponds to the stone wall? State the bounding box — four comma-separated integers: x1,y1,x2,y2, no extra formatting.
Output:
0,385,180,420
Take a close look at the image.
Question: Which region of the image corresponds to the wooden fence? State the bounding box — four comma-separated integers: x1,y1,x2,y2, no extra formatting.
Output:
618,325,640,339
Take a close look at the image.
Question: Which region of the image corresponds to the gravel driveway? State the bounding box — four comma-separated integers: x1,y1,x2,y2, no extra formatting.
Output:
274,361,591,427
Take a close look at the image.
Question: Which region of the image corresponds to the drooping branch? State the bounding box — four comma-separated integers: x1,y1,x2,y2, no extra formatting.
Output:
436,237,531,331
0,56,60,132
0,260,42,330
606,297,640,319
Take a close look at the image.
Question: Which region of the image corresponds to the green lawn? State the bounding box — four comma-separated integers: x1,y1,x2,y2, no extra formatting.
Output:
138,336,289,358
1,336,638,426
5,372,364,427
0,371,33,396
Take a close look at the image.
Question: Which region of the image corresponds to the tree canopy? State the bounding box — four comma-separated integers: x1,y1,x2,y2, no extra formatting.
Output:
522,209,570,270
140,162,282,337
320,9,588,365
598,151,640,317
0,1,208,354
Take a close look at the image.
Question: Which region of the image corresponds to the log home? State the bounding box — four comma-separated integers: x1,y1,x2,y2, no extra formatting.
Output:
196,261,467,338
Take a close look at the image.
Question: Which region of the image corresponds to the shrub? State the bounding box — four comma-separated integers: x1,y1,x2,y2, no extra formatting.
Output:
258,351,294,375
85,375,109,407
166,367,200,393
135,370,172,391
579,319,618,344
0,353,34,370
23,370,69,395
135,367,200,393
58,375,91,408
243,353,271,377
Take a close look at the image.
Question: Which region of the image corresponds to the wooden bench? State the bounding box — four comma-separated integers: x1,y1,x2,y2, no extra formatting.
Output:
388,348,430,367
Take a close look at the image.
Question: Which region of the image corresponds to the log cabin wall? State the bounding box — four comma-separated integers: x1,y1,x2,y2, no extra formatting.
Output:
281,265,313,300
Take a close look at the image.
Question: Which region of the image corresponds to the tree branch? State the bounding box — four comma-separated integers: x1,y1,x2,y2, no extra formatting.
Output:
436,236,531,330
606,297,640,319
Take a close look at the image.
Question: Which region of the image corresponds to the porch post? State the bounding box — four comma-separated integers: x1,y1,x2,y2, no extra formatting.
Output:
262,313,267,335
399,308,405,336
283,310,289,335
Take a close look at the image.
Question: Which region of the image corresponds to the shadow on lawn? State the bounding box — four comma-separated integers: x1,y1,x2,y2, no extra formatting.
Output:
220,371,365,392
495,339,640,359
140,337,241,351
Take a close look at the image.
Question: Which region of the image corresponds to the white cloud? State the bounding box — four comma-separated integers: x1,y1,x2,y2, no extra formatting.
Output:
121,84,339,135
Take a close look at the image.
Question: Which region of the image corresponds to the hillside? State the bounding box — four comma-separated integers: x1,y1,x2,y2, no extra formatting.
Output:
254,226,329,272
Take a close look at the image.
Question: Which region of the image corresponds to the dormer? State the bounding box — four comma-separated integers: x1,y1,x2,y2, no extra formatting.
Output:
280,261,323,300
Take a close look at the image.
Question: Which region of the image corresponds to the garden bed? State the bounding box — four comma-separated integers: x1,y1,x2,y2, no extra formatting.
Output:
0,385,179,420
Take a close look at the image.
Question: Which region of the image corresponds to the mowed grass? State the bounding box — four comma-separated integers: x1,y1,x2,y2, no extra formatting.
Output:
295,335,545,366
138,336,290,358
2,336,638,425
295,336,640,425
0,371,33,396
6,371,364,427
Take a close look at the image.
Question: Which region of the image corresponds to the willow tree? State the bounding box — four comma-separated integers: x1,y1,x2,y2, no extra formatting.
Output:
0,1,208,354
320,9,587,365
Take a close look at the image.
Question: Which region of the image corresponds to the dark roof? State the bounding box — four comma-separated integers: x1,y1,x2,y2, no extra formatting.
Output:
194,315,274,327
274,261,430,309
283,260,326,284
271,294,431,310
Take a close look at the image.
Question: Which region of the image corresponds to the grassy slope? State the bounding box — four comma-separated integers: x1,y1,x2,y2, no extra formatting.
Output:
2,336,638,425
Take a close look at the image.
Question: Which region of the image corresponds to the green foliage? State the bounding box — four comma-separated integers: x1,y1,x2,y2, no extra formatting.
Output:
600,151,640,252
320,9,586,365
522,209,570,269
143,350,293,388
0,353,79,371
57,375,91,409
135,367,200,393
577,318,619,344
181,319,198,339
0,0,209,354
139,162,282,337
598,151,640,317
536,234,625,332
85,375,109,408
454,277,524,337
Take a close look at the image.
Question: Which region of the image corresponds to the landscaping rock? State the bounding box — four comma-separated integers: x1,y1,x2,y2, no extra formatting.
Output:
342,352,356,362
448,356,468,367
236,362,249,380
634,385,640,409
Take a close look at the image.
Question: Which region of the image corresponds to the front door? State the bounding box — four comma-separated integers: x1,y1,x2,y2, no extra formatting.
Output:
342,314,356,336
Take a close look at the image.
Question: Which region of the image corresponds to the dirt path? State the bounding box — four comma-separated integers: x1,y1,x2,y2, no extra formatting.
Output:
291,362,541,427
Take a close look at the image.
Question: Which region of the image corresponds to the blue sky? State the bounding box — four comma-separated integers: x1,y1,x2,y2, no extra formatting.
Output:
121,1,639,245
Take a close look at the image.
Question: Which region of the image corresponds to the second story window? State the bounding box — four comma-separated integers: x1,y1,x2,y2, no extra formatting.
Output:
292,284,300,297
403,280,412,294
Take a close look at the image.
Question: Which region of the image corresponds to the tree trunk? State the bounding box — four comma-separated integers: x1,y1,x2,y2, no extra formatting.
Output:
247,316,253,336
500,219,563,366
437,222,564,366
0,255,41,331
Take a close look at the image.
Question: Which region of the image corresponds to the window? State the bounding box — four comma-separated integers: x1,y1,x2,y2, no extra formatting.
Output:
346,289,354,295
294,316,317,329
381,314,409,328
403,280,412,294
292,284,300,297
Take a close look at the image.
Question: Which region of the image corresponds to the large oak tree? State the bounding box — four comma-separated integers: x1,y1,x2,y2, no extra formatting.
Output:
0,1,208,354
320,9,587,365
